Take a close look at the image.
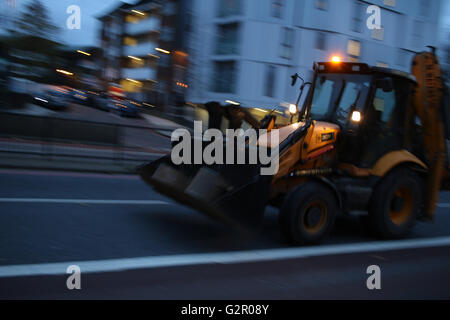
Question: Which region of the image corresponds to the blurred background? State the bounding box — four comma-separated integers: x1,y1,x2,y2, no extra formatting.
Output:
0,0,449,170
1,1,450,300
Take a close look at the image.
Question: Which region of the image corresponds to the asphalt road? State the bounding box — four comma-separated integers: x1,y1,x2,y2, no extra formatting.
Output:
1,169,450,299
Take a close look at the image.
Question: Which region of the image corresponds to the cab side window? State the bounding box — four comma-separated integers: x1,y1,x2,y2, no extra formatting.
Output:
373,88,396,125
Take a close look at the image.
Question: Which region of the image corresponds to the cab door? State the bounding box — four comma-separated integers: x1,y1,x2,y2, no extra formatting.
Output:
358,76,410,168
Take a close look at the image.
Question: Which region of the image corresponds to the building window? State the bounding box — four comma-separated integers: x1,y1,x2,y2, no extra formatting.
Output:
376,62,389,68
264,65,276,97
123,37,137,46
127,56,145,68
347,40,361,57
125,14,140,24
280,27,294,59
211,61,236,93
217,0,242,17
271,0,283,18
316,0,328,11
383,0,395,7
351,0,363,33
215,23,240,55
316,32,326,50
371,27,384,41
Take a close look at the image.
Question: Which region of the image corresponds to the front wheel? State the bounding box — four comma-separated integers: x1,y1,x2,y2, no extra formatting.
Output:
368,167,423,239
279,181,338,245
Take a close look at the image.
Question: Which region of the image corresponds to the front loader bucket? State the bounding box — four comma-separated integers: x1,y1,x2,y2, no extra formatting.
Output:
137,156,272,229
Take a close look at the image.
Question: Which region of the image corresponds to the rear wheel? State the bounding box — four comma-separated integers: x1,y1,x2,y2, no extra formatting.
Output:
279,181,338,245
368,167,422,239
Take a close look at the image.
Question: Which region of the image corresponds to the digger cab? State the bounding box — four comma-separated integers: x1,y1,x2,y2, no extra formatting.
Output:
305,62,420,170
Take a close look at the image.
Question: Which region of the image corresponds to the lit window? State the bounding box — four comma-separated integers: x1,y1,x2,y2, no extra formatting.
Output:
347,40,361,57
316,0,328,11
371,27,384,41
129,57,145,68
125,15,139,23
383,0,395,7
376,62,389,68
123,37,137,46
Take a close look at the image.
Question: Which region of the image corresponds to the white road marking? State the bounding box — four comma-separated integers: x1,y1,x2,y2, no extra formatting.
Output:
1,236,450,278
0,198,170,205
437,203,450,208
1,199,447,206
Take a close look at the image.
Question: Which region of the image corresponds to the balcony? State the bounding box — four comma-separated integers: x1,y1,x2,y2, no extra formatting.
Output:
122,67,157,81
126,16,160,36
124,41,158,57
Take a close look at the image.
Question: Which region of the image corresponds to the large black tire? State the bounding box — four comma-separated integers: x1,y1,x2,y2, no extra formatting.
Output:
368,167,422,239
279,181,338,245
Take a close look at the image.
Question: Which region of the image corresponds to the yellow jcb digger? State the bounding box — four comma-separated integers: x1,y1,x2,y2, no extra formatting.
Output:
138,48,450,245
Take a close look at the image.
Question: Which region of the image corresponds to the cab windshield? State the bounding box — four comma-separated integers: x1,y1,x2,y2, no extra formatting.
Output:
309,73,371,125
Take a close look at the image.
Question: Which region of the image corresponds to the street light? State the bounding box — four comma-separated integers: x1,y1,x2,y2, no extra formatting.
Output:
128,55,142,61
132,9,146,16
56,69,74,76
77,50,91,56
155,48,170,54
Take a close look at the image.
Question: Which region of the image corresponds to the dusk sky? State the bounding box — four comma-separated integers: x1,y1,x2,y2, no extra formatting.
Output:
5,0,450,46
42,0,134,47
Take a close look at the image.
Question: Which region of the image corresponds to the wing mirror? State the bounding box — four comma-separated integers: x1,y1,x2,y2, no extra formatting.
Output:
291,73,298,86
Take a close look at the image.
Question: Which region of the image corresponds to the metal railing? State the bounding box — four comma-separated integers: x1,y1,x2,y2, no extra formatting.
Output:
0,110,175,164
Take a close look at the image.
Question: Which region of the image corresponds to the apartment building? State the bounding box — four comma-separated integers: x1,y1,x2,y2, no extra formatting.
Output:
186,0,442,109
98,0,190,107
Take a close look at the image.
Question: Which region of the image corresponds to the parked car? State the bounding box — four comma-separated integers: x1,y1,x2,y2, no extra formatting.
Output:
109,98,139,117
87,91,110,111
70,88,89,105
33,86,70,110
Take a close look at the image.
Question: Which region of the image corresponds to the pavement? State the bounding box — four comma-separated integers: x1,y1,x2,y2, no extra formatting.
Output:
0,169,450,299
